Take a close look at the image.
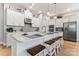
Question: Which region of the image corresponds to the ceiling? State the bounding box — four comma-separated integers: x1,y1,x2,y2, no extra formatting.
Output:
6,3,79,16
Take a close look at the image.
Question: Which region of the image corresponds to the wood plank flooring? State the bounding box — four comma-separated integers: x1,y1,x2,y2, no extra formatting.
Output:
0,40,79,56
59,40,79,56
0,45,11,56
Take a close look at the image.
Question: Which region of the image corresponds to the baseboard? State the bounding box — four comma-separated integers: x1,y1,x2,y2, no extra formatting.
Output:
77,41,79,42
0,42,3,44
0,42,7,46
0,42,4,46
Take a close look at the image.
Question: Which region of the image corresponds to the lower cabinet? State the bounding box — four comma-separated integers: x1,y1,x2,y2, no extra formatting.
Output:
7,33,13,47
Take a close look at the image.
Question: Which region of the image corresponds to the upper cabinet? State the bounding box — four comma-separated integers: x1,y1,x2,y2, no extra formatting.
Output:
56,18,63,27
63,16,69,23
48,19,55,25
31,17,40,27
68,14,77,22
24,10,33,19
24,9,40,27
6,9,24,26
63,13,77,23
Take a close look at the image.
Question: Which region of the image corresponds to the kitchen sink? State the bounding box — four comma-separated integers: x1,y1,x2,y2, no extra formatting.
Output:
25,34,43,39
46,32,54,34
33,34,43,36
22,33,28,36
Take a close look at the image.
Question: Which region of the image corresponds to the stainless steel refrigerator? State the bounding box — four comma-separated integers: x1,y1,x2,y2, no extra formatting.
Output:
63,21,77,42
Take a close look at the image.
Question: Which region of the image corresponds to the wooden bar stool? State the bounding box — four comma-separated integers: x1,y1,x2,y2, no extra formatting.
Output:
59,36,64,49
27,44,46,56
52,36,63,55
44,40,57,56
56,36,64,49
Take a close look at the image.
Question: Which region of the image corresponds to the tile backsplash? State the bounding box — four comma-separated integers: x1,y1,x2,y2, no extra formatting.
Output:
6,24,37,32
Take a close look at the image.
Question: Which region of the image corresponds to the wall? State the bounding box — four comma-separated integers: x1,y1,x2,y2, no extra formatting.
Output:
76,13,79,41
0,4,4,43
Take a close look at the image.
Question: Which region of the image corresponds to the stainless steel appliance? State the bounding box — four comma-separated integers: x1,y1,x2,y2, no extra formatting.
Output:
49,25,54,32
63,21,77,42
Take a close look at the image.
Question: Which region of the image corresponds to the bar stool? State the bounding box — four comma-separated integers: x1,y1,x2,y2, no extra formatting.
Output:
56,36,64,49
27,44,46,56
43,40,57,56
52,36,63,55
59,36,64,49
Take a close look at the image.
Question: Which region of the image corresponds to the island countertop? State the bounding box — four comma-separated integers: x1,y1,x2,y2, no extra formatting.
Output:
10,31,63,43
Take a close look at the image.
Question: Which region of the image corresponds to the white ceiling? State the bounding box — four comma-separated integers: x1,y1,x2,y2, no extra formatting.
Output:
6,3,79,16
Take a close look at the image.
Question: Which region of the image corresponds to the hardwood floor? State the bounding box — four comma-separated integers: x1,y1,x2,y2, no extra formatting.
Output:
0,45,11,56
59,40,79,56
0,40,79,56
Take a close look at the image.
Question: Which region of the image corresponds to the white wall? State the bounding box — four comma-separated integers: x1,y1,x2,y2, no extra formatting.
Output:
76,14,79,41
0,4,4,43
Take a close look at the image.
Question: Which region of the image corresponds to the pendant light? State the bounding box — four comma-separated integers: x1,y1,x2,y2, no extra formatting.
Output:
54,3,57,32
54,3,57,18
29,3,35,9
47,3,50,16
47,3,53,16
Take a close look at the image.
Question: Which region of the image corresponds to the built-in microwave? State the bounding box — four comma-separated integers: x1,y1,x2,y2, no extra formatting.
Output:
24,18,31,24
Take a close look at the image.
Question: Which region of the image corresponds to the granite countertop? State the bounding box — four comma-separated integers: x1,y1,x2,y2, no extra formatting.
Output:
10,32,63,43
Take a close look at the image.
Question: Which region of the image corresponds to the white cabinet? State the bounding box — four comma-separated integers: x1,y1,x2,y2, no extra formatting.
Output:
68,15,77,22
49,18,63,27
24,10,33,19
7,9,15,25
63,16,69,23
7,33,14,47
63,14,77,23
56,19,63,27
16,12,24,26
32,17,40,27
7,9,24,26
48,19,55,25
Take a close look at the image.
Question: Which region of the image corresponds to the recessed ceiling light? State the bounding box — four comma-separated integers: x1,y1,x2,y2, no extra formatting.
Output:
38,11,42,13
29,3,35,9
47,12,53,16
47,12,50,14
67,8,71,11
29,6,33,9
54,16,57,19
31,3,35,6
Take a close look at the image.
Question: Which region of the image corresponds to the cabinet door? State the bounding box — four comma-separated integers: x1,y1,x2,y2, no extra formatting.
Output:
32,17,40,27
63,16,69,23
18,13,24,26
25,10,33,18
13,10,19,26
69,15,77,22
15,12,24,26
56,19,63,27
49,19,55,25
7,9,15,25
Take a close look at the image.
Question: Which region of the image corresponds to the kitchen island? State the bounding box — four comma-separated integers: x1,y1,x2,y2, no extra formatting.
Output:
9,32,63,56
